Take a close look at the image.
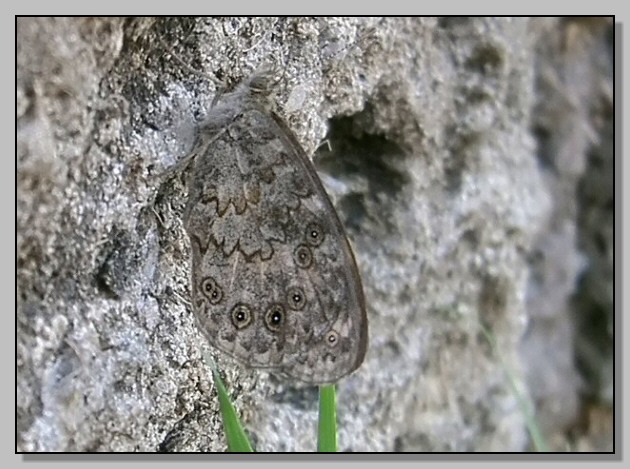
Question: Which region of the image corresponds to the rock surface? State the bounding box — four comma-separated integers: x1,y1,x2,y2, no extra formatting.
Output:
17,17,613,452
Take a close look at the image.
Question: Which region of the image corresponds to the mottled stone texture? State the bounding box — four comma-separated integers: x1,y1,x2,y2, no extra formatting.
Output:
17,17,613,452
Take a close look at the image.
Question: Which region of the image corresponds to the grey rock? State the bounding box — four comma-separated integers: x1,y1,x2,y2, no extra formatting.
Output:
17,16,613,452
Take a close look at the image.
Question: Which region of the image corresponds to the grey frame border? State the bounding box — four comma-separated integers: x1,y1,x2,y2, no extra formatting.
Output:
11,13,622,464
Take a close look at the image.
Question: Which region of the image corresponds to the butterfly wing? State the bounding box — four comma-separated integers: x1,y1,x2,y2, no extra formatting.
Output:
184,92,367,384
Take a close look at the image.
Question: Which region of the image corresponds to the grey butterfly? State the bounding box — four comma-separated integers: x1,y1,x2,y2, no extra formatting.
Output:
183,70,367,384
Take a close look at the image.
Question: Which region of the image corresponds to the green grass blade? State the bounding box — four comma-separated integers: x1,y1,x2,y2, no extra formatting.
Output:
210,365,254,452
317,384,338,452
478,324,549,452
